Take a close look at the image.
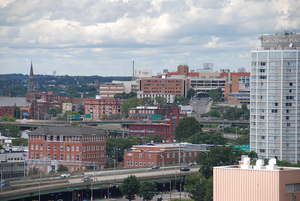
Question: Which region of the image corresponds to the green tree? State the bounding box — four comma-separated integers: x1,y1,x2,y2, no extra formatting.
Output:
1,124,21,138
187,88,195,99
241,103,248,111
188,132,225,145
57,165,69,172
174,96,189,104
121,97,143,117
120,175,140,201
185,173,212,201
208,110,220,118
12,138,28,146
1,114,16,122
138,181,157,201
175,117,201,142
47,106,62,117
56,111,80,121
208,88,222,102
198,146,242,179
229,135,250,145
155,97,166,105
143,134,164,143
14,107,21,119
143,97,154,106
78,105,85,115
5,84,27,97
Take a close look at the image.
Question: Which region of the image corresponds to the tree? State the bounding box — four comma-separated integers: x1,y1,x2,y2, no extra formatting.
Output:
57,165,69,172
155,97,166,105
14,107,21,119
120,175,140,201
208,110,220,118
1,114,16,122
229,135,250,145
175,117,201,142
188,132,225,145
143,134,164,143
185,173,212,201
198,146,242,179
139,181,157,201
187,88,195,99
208,88,222,102
1,124,21,138
56,111,80,121
78,105,85,115
47,106,62,117
143,97,154,106
121,97,144,117
174,96,189,104
12,138,28,146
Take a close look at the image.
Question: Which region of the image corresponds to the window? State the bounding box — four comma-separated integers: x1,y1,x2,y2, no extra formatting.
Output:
173,153,175,158
40,144,43,150
35,144,38,150
47,144,50,150
251,52,257,58
67,145,70,151
136,161,138,166
72,145,74,151
36,153,38,159
258,52,267,58
76,154,79,161
60,154,63,160
40,153,43,158
54,145,56,151
149,154,151,159
54,153,57,160
60,145,63,151
167,154,170,158
139,162,142,166
71,154,74,161
76,146,79,152
139,153,142,158
31,144,34,150
269,52,281,58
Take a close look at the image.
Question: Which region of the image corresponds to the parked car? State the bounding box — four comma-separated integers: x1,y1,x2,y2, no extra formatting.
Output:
151,166,160,170
84,176,93,182
60,173,70,178
180,168,190,171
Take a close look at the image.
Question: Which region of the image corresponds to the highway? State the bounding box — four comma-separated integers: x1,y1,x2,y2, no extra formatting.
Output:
0,166,199,201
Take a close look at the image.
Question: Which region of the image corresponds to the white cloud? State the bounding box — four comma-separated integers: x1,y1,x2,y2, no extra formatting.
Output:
0,0,299,75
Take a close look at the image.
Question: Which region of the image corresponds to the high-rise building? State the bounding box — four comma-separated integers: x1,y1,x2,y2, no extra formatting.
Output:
250,31,300,163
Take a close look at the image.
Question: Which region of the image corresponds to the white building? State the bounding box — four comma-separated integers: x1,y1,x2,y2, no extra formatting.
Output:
250,31,300,163
137,91,175,104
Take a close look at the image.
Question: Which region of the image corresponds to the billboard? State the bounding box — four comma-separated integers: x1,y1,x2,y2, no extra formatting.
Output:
261,34,300,48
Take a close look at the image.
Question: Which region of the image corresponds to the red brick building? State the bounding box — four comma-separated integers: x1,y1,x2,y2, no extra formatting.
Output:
128,109,186,141
36,91,71,102
84,98,124,120
124,143,207,168
28,127,106,172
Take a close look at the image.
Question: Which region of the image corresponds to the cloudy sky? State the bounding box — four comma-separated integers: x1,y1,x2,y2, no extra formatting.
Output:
0,0,299,76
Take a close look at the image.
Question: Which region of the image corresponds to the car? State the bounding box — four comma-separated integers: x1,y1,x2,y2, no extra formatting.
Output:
84,176,93,182
151,166,160,170
188,163,196,167
180,168,190,171
60,173,70,178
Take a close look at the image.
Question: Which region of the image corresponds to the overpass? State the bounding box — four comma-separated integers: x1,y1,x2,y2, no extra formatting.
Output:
0,119,249,130
0,166,198,201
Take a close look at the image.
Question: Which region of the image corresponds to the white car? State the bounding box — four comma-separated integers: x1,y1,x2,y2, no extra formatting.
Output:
60,173,70,178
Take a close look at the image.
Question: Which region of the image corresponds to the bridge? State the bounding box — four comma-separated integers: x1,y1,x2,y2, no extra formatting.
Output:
0,166,198,201
0,119,249,130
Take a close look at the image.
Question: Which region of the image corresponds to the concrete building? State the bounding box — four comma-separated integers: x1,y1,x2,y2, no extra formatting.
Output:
28,127,106,172
136,70,152,79
214,156,300,201
224,76,250,104
62,102,72,113
250,31,300,163
137,91,175,104
99,83,124,99
124,143,207,168
112,80,139,93
190,77,226,97
84,98,124,120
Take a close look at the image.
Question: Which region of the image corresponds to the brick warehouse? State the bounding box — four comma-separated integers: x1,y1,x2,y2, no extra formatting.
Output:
128,109,186,142
124,143,207,168
28,127,106,172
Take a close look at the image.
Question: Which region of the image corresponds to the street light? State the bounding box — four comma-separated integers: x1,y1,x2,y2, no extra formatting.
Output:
51,193,61,201
158,154,164,176
34,180,40,201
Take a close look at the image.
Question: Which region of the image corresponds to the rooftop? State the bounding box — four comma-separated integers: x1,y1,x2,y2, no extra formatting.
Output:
29,126,106,136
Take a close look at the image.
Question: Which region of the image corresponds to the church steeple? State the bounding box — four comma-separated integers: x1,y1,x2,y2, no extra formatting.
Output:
27,61,35,94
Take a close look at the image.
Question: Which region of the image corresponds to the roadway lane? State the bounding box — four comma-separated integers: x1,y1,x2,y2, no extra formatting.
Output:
191,97,210,120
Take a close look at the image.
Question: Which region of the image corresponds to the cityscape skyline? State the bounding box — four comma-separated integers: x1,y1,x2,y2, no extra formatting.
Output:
0,0,299,76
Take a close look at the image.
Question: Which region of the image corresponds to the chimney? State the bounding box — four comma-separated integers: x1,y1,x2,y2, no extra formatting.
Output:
9,93,11,97
132,61,134,81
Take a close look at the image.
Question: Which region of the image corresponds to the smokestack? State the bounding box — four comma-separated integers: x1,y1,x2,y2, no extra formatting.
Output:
132,61,134,81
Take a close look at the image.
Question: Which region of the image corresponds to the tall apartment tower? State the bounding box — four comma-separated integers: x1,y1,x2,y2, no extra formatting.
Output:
250,31,300,163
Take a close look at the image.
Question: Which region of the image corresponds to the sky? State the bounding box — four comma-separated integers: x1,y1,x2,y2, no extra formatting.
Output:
0,0,299,76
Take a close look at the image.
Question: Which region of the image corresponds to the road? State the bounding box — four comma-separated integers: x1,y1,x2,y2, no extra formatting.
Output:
190,97,210,120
